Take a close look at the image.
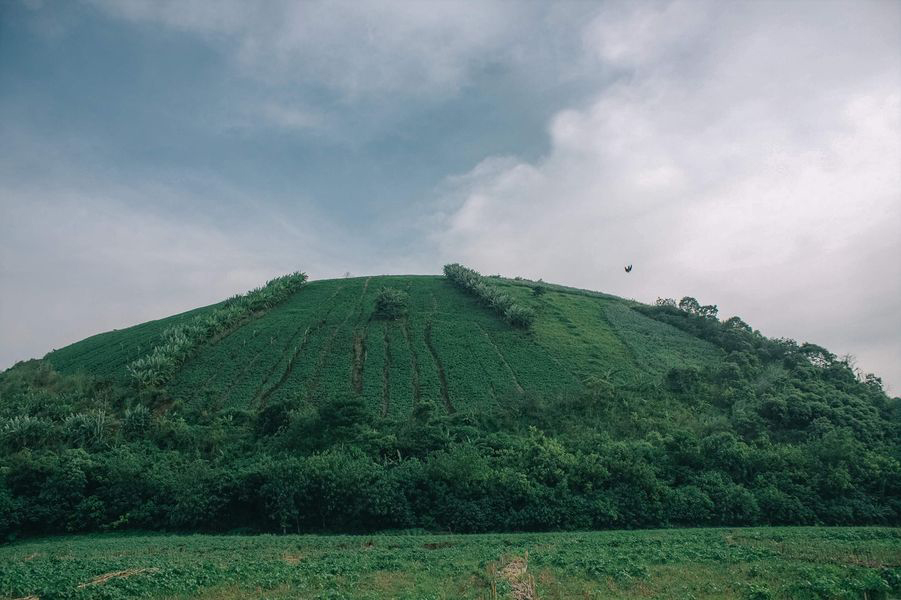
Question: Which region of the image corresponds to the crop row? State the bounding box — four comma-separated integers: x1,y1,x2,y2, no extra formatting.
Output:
169,280,346,413
443,263,536,328
130,274,719,420
603,302,722,377
305,278,373,407
127,272,308,387
46,304,216,380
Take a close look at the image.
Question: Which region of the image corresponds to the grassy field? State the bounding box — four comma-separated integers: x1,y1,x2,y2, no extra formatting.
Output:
44,275,722,421
1,528,899,599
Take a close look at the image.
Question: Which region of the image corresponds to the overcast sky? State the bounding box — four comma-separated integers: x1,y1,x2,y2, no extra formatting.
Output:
1,0,899,391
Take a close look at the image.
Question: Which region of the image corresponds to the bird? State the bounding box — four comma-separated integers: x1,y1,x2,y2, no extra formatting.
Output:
624,264,633,273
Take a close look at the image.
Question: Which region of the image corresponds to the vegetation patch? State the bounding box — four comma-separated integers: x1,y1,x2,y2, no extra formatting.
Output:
0,529,898,599
373,287,409,320
127,272,307,387
443,263,536,328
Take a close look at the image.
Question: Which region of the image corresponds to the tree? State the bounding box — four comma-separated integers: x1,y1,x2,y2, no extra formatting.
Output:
678,297,701,315
374,287,409,320
698,304,719,320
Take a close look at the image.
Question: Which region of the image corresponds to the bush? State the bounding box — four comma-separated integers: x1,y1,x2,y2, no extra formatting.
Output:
1,416,52,451
63,411,112,450
505,303,536,328
123,405,152,439
443,263,535,329
374,287,409,320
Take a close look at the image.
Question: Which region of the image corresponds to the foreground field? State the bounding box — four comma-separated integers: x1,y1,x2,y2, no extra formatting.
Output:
1,528,899,599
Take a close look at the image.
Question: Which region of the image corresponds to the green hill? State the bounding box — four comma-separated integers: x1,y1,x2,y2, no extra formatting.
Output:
1,265,898,538
45,274,721,419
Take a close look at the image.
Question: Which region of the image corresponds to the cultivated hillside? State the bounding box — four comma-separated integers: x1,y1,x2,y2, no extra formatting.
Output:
1,266,898,538
45,274,721,419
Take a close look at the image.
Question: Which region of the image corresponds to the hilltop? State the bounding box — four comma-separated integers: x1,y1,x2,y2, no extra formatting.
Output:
0,265,898,538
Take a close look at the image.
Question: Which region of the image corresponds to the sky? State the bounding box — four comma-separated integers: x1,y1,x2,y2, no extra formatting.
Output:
1,0,899,392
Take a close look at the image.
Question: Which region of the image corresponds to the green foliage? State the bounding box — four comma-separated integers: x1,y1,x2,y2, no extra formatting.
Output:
504,302,537,328
443,263,536,328
373,286,409,319
62,410,112,450
122,404,152,439
0,272,897,541
127,272,307,387
0,415,52,451
0,528,898,599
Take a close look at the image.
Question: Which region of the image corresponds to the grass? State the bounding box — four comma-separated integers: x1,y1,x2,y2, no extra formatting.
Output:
1,527,898,599
45,303,220,382
29,268,739,530
43,275,724,423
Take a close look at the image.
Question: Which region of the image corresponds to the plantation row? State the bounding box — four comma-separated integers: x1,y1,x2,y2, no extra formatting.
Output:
487,277,721,387
167,276,571,419
443,263,536,328
126,272,308,387
46,274,725,422
45,304,216,380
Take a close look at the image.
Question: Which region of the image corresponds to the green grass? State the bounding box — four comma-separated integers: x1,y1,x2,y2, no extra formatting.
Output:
45,303,220,382
43,275,723,421
1,528,898,599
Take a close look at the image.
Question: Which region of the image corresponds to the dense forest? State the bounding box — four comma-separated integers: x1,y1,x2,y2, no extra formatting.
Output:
0,267,898,540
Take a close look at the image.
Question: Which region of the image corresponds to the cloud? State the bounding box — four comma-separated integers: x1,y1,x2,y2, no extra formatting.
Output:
4,0,898,394
257,102,323,132
0,179,359,369
431,0,901,389
88,0,556,99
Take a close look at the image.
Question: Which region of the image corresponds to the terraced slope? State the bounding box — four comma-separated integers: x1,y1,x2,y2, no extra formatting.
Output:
46,275,723,418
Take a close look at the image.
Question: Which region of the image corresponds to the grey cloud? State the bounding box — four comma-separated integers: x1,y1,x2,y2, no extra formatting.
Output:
431,0,901,390
89,0,593,99
0,181,359,369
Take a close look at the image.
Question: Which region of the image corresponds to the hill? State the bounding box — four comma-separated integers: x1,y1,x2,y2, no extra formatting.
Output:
0,265,898,538
44,273,721,419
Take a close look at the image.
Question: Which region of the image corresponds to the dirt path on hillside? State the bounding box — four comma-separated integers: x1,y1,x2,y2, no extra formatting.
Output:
500,555,537,600
477,324,524,394
424,294,453,414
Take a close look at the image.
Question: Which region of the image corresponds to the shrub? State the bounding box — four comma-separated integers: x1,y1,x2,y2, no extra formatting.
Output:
63,411,111,450
443,263,535,329
0,415,52,451
374,287,409,320
505,303,536,328
123,405,152,438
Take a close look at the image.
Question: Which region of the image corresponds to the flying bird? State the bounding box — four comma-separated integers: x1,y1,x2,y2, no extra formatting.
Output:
624,264,633,273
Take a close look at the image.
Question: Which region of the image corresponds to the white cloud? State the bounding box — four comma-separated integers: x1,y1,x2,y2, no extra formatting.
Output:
258,102,323,131
431,0,901,390
89,0,556,99
0,182,356,368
